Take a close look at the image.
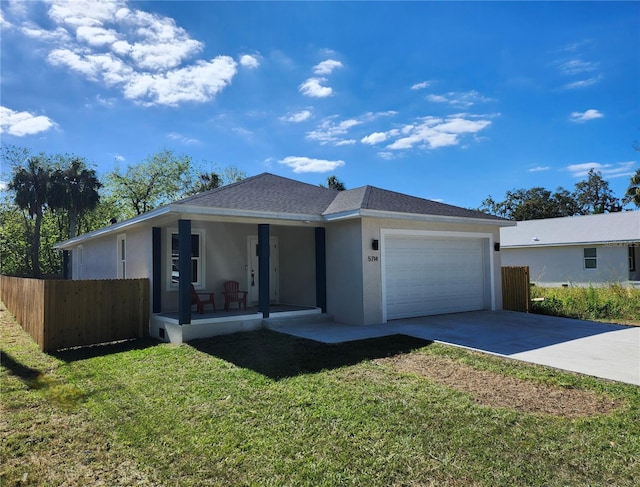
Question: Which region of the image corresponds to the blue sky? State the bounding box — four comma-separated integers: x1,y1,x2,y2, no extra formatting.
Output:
1,1,638,210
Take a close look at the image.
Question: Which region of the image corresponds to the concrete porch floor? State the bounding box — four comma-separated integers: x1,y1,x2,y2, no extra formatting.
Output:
265,310,640,386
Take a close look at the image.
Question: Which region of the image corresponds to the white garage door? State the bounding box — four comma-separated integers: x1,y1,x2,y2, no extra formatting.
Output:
384,235,487,320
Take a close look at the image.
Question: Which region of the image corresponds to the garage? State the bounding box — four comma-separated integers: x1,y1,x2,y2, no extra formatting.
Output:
383,234,489,320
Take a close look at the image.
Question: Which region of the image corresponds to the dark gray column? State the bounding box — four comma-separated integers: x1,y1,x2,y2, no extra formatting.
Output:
178,219,192,325
62,251,71,279
315,227,327,313
152,227,162,313
258,224,270,318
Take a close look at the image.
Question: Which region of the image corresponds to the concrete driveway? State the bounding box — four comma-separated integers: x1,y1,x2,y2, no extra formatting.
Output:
266,311,640,385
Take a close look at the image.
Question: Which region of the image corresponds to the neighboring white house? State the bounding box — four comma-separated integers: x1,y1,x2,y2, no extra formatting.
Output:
500,211,640,287
55,173,513,343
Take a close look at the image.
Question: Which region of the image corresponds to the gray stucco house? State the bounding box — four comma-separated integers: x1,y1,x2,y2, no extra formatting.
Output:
500,211,640,287
55,173,513,343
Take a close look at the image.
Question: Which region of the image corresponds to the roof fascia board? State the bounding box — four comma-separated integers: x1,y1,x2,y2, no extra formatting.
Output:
503,239,640,249
357,208,515,227
54,206,171,249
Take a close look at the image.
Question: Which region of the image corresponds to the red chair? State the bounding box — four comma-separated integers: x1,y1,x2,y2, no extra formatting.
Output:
222,280,247,311
191,284,216,314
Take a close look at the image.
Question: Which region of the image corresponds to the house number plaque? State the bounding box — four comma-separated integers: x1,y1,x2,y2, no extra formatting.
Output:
367,256,379,262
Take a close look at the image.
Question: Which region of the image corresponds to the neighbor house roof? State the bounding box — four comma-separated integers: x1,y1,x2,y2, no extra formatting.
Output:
500,211,640,248
56,173,511,249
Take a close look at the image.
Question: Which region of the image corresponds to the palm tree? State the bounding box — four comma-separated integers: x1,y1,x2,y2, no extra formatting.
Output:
8,157,51,277
624,169,640,209
49,158,102,238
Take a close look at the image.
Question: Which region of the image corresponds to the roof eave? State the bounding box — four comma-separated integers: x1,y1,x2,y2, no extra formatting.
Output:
54,206,172,250
356,208,516,226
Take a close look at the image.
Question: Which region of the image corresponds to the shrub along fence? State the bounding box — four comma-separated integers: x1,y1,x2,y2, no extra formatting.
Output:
0,276,149,352
501,266,530,313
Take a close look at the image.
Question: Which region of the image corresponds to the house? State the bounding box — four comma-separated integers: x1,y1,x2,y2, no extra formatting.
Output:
55,173,513,343
500,211,640,287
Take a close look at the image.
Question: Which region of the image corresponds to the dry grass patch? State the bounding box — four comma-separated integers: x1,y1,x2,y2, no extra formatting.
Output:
376,353,621,417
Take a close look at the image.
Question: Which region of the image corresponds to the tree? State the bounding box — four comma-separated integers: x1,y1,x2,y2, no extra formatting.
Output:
8,157,51,277
572,169,621,214
479,187,579,220
321,175,346,191
49,157,102,238
184,166,248,196
106,150,192,216
624,169,640,208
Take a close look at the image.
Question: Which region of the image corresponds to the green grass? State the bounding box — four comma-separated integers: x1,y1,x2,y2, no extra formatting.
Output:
530,284,640,324
2,306,640,486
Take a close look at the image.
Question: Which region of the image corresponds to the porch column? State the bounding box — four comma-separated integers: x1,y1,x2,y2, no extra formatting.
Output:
152,227,162,313
258,223,270,318
62,251,71,279
315,227,327,313
178,219,192,325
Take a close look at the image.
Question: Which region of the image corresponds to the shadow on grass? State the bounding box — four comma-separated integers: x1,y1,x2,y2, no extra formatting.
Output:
52,337,160,363
1,350,42,385
192,329,432,380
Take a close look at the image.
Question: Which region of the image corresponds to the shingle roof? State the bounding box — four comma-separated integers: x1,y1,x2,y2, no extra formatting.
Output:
175,173,338,214
175,173,506,222
501,211,640,247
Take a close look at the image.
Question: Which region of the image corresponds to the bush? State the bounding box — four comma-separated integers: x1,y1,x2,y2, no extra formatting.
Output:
530,284,640,323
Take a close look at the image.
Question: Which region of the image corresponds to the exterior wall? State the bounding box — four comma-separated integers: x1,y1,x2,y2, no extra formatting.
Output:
502,244,630,286
72,234,117,280
325,219,364,325
360,217,503,324
277,226,317,307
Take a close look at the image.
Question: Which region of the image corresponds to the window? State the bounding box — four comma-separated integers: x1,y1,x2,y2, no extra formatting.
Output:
117,234,126,278
169,229,204,288
630,246,637,272
583,247,597,269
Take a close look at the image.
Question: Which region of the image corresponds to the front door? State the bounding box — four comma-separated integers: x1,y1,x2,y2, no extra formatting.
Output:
247,236,279,304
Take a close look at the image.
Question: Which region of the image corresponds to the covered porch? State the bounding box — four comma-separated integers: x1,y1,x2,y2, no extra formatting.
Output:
149,217,328,343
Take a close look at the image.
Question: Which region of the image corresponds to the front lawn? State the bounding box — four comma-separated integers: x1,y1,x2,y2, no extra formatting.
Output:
2,305,639,486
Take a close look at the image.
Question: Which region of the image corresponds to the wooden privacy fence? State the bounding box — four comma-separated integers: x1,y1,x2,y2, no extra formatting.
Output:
0,276,149,352
501,266,530,312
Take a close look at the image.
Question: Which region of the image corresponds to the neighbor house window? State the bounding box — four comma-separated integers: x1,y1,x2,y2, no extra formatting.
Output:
583,247,597,269
169,229,205,288
117,234,126,278
630,246,637,272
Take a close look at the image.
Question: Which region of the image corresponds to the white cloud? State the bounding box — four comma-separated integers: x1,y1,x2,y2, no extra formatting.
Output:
361,132,388,145
299,77,332,98
567,161,636,179
529,166,550,172
411,81,430,90
278,156,345,173
281,109,312,123
0,181,8,191
569,109,604,123
307,118,361,145
239,54,259,69
122,56,237,106
167,132,200,145
313,59,342,75
558,59,598,76
0,106,56,136
9,0,238,107
114,154,125,162
385,115,492,151
563,77,601,90
425,90,492,108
